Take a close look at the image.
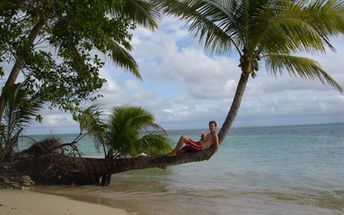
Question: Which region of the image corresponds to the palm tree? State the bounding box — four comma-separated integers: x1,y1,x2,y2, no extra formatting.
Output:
79,106,172,158
0,84,43,162
77,105,171,185
153,0,344,143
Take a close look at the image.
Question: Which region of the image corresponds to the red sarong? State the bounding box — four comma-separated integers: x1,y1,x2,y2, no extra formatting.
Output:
184,139,202,152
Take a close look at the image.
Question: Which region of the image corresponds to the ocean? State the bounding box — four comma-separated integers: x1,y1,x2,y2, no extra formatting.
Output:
26,123,344,215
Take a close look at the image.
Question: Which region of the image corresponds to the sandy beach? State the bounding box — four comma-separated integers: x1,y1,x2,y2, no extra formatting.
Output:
0,189,130,215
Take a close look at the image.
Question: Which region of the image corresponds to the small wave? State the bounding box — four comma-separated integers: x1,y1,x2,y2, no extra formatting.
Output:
264,190,344,211
177,188,246,198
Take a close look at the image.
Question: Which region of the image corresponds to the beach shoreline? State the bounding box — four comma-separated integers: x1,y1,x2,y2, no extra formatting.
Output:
0,189,130,215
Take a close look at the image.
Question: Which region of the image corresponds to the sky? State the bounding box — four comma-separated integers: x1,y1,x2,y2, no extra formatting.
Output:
19,17,344,134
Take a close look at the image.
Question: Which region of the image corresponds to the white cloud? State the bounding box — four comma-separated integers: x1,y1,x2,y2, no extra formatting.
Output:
137,41,240,99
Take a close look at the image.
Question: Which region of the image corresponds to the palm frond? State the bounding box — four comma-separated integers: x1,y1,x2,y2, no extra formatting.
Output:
106,40,141,79
16,94,43,129
78,105,106,149
105,106,169,156
265,54,343,94
253,1,323,53
139,133,172,155
253,0,344,53
148,122,167,134
153,0,241,54
79,105,101,132
306,0,344,34
305,0,344,50
107,112,139,155
122,0,159,29
1,84,44,144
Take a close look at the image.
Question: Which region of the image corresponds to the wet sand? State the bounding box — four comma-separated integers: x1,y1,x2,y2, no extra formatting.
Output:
0,189,130,215
33,185,344,215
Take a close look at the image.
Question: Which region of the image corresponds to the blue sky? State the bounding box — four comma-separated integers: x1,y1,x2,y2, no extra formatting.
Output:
23,17,344,134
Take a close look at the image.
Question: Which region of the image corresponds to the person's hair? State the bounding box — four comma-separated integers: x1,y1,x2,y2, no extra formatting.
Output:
209,121,217,127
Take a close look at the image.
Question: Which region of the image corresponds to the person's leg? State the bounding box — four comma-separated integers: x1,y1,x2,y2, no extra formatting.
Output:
169,136,189,156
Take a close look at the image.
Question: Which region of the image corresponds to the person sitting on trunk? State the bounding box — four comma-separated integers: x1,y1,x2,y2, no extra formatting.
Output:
169,121,219,160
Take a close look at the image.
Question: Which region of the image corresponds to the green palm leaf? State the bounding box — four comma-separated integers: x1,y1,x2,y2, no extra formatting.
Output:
1,84,43,145
265,54,343,93
306,0,344,35
122,0,159,29
253,0,344,53
78,105,106,150
106,40,141,79
139,133,172,155
254,3,326,53
153,0,241,54
105,106,171,156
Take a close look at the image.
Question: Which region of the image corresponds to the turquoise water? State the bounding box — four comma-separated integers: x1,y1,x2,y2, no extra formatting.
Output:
29,123,344,215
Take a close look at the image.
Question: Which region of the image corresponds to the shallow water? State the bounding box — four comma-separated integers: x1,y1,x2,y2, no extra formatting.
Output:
28,123,344,215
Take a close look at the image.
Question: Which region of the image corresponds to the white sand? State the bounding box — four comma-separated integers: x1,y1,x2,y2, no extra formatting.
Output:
0,189,130,215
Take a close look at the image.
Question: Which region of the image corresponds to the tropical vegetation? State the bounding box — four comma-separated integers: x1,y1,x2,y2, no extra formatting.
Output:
0,0,159,161
78,105,172,158
0,0,158,120
0,84,43,162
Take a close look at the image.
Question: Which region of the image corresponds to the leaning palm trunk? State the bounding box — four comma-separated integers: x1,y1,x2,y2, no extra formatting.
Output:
16,149,213,185
218,71,250,143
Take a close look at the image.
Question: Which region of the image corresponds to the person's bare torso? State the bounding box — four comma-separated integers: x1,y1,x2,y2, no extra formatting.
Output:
200,132,217,149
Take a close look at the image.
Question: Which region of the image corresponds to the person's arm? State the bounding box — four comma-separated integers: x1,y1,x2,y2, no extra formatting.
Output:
207,134,219,160
200,132,207,141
